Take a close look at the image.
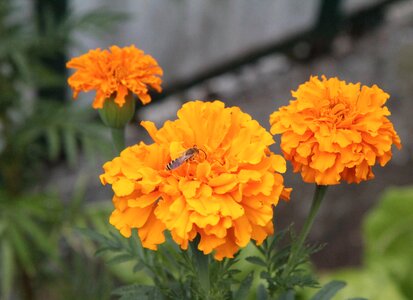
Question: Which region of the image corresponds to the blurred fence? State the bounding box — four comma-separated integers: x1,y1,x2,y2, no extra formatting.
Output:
69,0,405,98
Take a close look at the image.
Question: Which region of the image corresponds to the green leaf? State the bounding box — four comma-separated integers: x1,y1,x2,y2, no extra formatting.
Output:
1,240,15,300
46,126,60,160
311,280,346,300
319,265,406,300
364,187,413,259
257,284,268,300
8,226,35,275
246,256,267,267
363,187,413,297
107,253,134,265
233,271,254,300
279,290,295,300
70,8,129,35
63,128,77,166
260,271,272,280
128,229,140,254
132,261,145,273
77,228,107,244
94,246,112,257
10,51,31,83
112,284,161,300
14,214,56,258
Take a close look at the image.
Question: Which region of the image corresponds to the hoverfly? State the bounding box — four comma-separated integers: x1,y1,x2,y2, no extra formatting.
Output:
166,145,207,171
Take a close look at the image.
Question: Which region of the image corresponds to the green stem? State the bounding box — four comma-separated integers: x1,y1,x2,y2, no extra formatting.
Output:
283,184,328,277
110,127,125,153
190,236,210,298
296,184,328,250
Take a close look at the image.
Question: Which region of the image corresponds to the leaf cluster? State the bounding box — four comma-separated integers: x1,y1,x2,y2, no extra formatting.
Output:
246,226,320,298
0,176,115,299
314,186,413,300
0,0,117,193
245,226,369,300
81,229,258,300
0,1,128,298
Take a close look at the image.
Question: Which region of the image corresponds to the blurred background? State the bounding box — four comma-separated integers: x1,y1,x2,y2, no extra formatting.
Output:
1,0,412,299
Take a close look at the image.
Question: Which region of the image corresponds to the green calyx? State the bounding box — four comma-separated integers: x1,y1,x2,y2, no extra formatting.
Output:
98,94,136,129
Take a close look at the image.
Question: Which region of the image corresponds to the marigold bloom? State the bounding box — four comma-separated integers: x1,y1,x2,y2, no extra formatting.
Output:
67,45,163,109
270,76,401,185
100,101,291,260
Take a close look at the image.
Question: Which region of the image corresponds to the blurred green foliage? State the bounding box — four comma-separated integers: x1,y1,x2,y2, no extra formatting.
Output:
301,186,413,300
0,1,127,299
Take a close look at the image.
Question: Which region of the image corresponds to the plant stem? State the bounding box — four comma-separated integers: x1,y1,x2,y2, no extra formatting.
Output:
296,184,328,250
190,236,210,298
110,127,125,153
283,184,328,276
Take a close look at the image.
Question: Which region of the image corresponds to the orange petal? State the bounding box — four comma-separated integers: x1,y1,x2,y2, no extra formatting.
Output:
112,178,135,196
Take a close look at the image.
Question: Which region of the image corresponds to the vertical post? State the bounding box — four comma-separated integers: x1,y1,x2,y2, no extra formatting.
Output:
312,0,343,55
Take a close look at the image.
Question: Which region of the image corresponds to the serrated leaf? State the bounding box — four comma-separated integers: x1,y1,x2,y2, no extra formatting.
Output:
107,253,134,265
132,261,145,273
260,271,272,280
77,228,107,244
271,245,291,264
311,280,346,300
128,229,140,254
254,240,266,255
234,271,254,300
226,269,242,275
94,246,112,257
271,225,292,249
246,256,267,267
109,230,122,243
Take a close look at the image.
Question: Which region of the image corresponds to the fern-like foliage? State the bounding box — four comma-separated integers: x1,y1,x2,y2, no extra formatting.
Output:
246,226,321,298
0,1,126,298
80,228,255,300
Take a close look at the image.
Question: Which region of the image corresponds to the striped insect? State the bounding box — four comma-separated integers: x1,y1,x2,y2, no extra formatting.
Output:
166,145,207,171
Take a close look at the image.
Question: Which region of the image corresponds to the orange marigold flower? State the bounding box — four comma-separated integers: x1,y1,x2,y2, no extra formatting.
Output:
270,75,401,185
66,45,163,109
100,100,291,260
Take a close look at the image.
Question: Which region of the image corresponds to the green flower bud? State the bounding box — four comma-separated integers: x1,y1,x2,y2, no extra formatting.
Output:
98,94,135,129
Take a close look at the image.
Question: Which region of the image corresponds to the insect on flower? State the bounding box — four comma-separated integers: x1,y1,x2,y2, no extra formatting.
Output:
166,145,207,171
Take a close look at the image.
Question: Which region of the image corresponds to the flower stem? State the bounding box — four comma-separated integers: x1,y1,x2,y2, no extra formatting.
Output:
190,236,210,298
283,184,328,277
110,127,125,153
296,184,328,250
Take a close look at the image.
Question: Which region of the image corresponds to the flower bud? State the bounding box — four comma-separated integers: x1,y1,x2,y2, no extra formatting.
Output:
98,94,135,129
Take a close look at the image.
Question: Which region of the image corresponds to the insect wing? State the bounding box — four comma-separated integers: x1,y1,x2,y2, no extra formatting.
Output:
166,148,198,170
167,155,186,170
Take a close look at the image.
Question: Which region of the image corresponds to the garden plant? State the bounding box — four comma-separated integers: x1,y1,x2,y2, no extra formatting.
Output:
65,45,402,300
